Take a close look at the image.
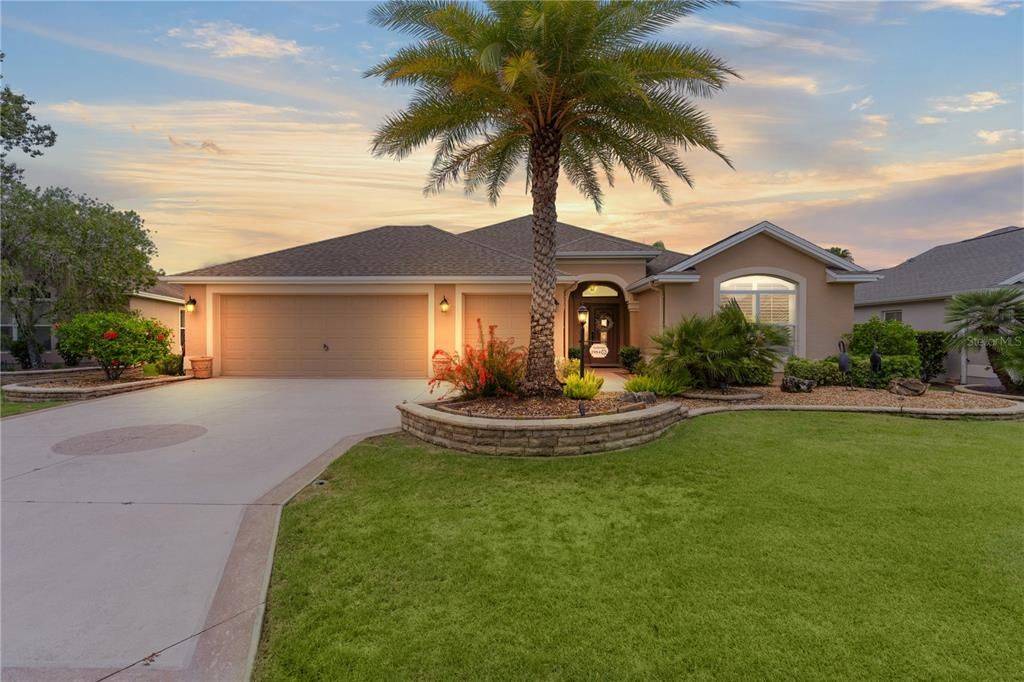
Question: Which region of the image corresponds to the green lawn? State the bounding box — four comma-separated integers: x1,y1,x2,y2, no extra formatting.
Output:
0,392,65,418
255,413,1023,681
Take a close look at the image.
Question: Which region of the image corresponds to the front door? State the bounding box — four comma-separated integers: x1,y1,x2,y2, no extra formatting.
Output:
586,304,619,367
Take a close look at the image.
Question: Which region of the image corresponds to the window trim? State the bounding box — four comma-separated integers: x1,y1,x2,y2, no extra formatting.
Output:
713,267,806,357
882,309,903,322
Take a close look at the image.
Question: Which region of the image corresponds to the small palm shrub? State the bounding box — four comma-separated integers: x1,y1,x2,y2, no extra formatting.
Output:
618,346,643,374
429,320,526,398
55,311,172,380
623,373,687,397
651,301,789,389
945,288,1024,392
563,372,604,400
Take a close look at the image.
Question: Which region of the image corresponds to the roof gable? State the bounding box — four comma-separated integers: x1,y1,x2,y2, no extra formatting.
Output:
460,215,662,259
664,221,867,274
855,226,1024,305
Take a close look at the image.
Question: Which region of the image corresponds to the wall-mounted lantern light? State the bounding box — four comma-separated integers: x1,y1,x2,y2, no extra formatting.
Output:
577,305,589,325
439,296,450,313
185,297,197,313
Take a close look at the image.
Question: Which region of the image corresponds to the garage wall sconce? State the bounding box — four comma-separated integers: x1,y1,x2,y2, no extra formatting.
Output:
439,296,450,313
185,297,197,313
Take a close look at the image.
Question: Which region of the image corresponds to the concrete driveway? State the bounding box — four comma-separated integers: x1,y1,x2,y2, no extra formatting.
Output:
1,377,429,681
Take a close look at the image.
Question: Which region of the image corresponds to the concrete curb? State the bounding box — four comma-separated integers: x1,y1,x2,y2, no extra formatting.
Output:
953,384,1024,402
684,401,1024,420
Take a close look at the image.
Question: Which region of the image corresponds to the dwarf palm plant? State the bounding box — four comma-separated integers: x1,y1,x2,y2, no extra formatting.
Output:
366,0,736,394
945,288,1024,391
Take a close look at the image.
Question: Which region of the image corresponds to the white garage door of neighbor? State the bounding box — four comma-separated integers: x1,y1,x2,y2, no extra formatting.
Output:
462,294,531,349
220,294,428,377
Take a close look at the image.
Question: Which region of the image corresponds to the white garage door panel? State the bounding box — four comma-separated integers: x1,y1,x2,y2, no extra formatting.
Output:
220,295,428,377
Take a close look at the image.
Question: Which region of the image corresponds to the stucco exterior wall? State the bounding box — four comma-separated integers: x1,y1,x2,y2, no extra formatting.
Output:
182,284,208,362
631,288,664,356
555,259,647,291
662,233,856,359
129,296,183,350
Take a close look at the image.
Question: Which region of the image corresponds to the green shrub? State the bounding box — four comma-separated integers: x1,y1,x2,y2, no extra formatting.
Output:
55,311,172,380
998,329,1024,392
623,373,688,397
155,353,185,376
142,363,159,377
556,357,580,381
567,346,582,360
785,354,921,388
915,331,947,382
7,338,32,369
651,301,788,389
56,341,82,367
737,358,775,386
848,316,919,356
618,346,643,373
563,372,604,400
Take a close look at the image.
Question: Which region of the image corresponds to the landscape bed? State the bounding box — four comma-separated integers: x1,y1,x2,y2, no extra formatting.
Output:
676,385,1016,410
3,374,190,402
254,413,1024,680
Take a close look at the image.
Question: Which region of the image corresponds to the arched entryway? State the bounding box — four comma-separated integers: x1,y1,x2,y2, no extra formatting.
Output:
568,281,629,367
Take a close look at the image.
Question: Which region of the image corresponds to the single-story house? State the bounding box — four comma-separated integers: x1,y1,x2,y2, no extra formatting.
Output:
0,283,186,368
855,226,1023,385
165,216,878,378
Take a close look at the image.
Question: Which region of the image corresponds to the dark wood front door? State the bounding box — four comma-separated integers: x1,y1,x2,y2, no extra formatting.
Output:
586,303,620,366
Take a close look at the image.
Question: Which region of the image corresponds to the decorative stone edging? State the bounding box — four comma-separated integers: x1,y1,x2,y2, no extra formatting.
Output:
681,390,764,402
953,384,1024,403
398,400,685,456
0,365,131,387
684,401,1024,421
4,375,191,402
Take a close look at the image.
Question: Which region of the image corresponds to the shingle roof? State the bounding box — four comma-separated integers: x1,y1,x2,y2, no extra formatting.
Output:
136,282,185,300
855,226,1024,305
645,249,690,275
460,215,661,258
173,225,539,278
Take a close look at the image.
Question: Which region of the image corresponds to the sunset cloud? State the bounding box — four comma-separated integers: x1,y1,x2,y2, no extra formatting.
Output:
167,22,307,59
919,0,1021,16
976,129,1021,145
671,16,861,60
931,90,1008,113
915,115,947,125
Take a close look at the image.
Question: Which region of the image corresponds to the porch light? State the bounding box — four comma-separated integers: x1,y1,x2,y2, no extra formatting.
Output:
577,305,589,379
439,296,450,313
577,305,589,324
185,297,197,313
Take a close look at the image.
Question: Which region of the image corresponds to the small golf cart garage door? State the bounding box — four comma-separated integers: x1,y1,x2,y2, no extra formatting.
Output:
462,294,531,349
220,294,428,377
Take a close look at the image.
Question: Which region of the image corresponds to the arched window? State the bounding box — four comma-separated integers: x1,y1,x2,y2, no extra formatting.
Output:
581,284,619,298
718,275,797,353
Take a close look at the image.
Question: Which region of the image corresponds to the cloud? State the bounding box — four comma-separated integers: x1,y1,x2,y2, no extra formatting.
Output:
976,129,1021,144
915,115,947,125
357,41,374,51
6,17,357,110
168,136,225,154
836,113,890,150
850,96,874,111
168,21,306,59
919,0,1021,16
932,90,1008,113
735,70,820,94
671,16,861,60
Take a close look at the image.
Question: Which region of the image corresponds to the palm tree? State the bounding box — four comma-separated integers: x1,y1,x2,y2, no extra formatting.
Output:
366,0,736,395
945,288,1024,391
828,246,853,261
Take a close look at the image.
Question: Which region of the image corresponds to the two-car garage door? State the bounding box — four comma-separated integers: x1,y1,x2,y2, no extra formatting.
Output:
220,295,428,377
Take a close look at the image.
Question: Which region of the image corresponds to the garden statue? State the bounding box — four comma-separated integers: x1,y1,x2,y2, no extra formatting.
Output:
837,341,853,390
870,344,883,373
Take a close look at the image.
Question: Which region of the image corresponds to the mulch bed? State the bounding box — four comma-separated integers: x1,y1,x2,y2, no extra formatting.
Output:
674,385,1015,410
443,393,631,419
30,376,165,389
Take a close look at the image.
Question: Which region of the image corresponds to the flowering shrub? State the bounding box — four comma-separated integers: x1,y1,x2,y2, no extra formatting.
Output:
429,320,526,398
56,311,172,380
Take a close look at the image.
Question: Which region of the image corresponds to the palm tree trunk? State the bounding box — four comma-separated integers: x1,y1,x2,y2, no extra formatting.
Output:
522,126,563,397
985,344,1016,392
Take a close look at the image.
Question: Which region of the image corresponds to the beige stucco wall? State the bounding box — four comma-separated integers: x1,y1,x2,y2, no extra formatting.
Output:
631,288,664,356
662,233,856,359
182,284,208,362
556,259,647,291
129,296,183,350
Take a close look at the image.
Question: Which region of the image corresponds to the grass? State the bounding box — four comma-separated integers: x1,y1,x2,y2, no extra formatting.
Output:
0,391,65,417
254,413,1023,681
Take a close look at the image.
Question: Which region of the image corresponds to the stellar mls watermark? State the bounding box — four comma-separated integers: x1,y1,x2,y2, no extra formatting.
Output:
962,335,1024,349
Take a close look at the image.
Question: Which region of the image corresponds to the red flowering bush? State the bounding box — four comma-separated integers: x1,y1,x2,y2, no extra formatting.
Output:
429,319,526,398
56,311,172,380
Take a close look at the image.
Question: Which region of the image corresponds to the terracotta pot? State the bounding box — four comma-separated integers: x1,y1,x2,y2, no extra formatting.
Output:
190,356,214,379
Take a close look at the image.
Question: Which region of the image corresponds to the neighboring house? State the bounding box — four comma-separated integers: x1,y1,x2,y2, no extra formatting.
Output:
166,217,878,378
0,283,185,367
855,226,1024,385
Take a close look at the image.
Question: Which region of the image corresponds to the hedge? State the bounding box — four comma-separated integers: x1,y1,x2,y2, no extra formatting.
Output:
848,317,918,356
916,331,948,382
785,354,922,389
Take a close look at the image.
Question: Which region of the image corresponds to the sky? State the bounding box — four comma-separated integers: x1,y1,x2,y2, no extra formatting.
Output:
3,0,1022,274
